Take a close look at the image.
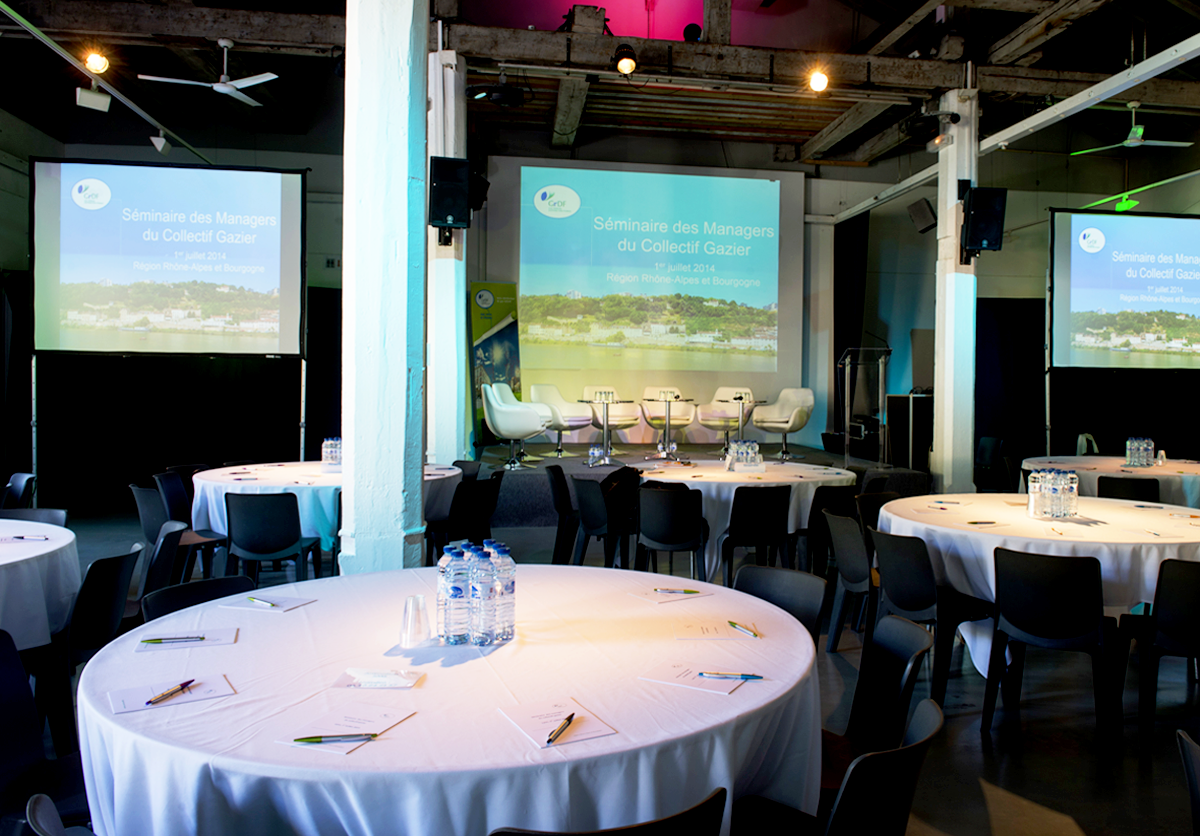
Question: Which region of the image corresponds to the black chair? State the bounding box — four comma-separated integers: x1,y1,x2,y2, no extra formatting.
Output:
734,700,943,836
142,576,257,622
1119,559,1200,734
0,508,67,527
25,793,96,836
717,485,792,587
453,460,482,483
1180,730,1200,836
224,493,320,583
546,466,579,565
981,547,1122,732
139,522,189,600
1097,476,1161,503
854,492,899,554
861,475,890,494
825,510,877,654
869,527,993,706
733,565,825,641
489,787,726,836
1,473,35,509
636,486,709,581
164,463,209,505
154,471,226,580
425,472,505,563
974,438,1012,493
572,478,621,568
794,484,857,578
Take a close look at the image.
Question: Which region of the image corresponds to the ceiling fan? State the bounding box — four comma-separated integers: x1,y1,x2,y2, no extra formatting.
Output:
137,38,277,107
1070,101,1193,156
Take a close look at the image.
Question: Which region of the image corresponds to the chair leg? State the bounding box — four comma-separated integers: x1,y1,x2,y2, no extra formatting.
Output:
694,549,706,583
931,617,959,707
295,551,308,582
552,518,578,565
201,544,215,579
722,539,735,588
572,530,589,565
982,628,1009,731
827,579,850,653
602,535,618,569
1003,641,1027,709
778,432,804,461
1138,648,1161,735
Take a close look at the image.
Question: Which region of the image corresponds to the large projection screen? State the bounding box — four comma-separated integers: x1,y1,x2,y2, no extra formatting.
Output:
486,157,803,412
1051,209,1200,369
32,159,305,355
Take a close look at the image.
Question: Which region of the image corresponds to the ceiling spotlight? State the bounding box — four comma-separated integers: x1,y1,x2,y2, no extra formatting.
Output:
84,52,109,74
809,71,828,93
614,44,637,75
76,83,111,112
150,131,171,156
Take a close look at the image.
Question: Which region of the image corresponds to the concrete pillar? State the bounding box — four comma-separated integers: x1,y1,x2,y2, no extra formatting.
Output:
931,89,978,493
340,0,429,572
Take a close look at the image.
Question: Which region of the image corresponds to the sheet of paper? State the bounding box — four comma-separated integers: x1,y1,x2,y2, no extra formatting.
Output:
280,702,416,754
219,595,314,613
332,668,424,689
912,507,957,515
499,698,616,750
135,627,238,652
637,662,744,694
628,590,714,605
954,521,1010,531
673,620,758,640
109,674,236,714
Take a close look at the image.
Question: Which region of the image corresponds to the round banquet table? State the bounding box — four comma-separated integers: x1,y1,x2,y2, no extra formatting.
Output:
641,462,857,582
1021,455,1200,508
878,493,1200,676
76,565,819,836
191,463,462,551
0,520,81,651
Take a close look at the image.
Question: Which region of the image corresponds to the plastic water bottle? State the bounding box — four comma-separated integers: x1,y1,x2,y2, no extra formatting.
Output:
1027,470,1041,517
1067,471,1079,517
494,546,516,642
442,548,470,645
1046,470,1059,518
469,547,498,646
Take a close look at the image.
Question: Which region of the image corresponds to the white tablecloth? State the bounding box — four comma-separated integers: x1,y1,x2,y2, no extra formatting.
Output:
77,565,819,836
878,493,1200,675
0,520,80,651
191,464,462,550
642,462,857,581
1021,455,1200,508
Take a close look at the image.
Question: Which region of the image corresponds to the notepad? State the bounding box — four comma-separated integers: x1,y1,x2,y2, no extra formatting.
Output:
673,620,759,640
629,589,714,605
219,595,314,613
638,662,745,694
499,698,616,749
281,702,416,755
135,628,238,652
332,668,424,689
108,674,235,714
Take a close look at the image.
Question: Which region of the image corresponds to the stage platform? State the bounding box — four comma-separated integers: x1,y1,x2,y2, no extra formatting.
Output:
471,442,932,528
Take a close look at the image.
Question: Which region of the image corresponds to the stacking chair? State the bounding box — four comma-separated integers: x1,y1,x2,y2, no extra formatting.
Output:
981,548,1122,732
734,700,943,836
483,384,550,470
855,491,899,550
1097,476,1161,503
117,521,188,631
164,463,209,505
0,508,67,527
1,473,35,509
154,471,226,580
142,576,257,622
546,466,579,565
1119,559,1200,734
734,565,826,641
224,493,321,583
639,386,696,450
825,510,877,653
452,460,482,483
869,527,994,706
1180,730,1200,836
25,794,96,836
717,485,792,587
751,388,814,461
530,384,593,458
861,476,890,494
571,478,621,568
696,387,755,456
425,471,505,561
636,486,709,582
488,787,726,836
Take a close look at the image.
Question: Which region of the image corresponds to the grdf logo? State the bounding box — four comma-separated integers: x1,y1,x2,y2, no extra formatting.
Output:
1078,227,1105,254
532,185,581,219
71,178,112,211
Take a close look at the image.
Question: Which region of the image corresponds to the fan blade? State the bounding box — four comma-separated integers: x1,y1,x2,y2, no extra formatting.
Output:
1142,140,1195,147
213,84,263,106
137,74,213,88
228,72,278,90
1070,143,1127,156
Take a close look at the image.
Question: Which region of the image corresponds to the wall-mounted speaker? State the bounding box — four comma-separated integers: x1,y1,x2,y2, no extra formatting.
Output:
429,156,471,229
961,187,1007,251
906,198,937,234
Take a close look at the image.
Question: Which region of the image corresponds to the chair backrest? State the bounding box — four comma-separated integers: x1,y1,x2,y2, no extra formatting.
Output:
1179,730,1200,836
776,387,815,412
1,473,35,509
141,521,189,598
1096,476,1160,503
68,545,144,657
453,460,482,483
0,508,67,527
638,487,704,550
845,615,934,752
165,464,209,503
855,492,900,542
861,476,890,494
582,385,623,402
492,382,520,404
733,565,826,640
153,471,193,526
530,383,571,408
869,527,938,619
975,437,1003,467
1151,559,1200,656
600,467,641,535
487,787,726,836
572,478,609,533
727,485,791,540
709,386,754,405
0,629,45,788
824,700,944,836
130,484,170,545
993,547,1104,646
142,576,257,622
546,465,575,517
225,493,303,557
825,510,871,586
26,793,78,836
1076,433,1100,455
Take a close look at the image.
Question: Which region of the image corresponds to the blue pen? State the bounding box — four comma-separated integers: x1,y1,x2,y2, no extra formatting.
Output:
699,672,763,681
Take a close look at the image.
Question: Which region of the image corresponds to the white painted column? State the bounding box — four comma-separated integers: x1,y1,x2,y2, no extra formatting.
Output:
426,48,470,467
341,0,429,572
931,89,978,494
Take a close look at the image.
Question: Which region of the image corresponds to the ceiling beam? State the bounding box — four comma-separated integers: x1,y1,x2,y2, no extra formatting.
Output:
977,65,1200,106
866,0,942,56
987,0,1117,64
798,101,895,158
845,115,916,161
551,77,590,146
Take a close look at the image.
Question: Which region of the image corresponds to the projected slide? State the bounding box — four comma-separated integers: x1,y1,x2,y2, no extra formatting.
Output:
1052,211,1200,368
33,160,303,355
518,166,780,372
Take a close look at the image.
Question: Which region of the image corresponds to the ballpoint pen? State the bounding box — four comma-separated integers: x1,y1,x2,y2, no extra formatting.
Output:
12,535,49,541
653,588,700,594
547,713,575,745
699,672,763,681
247,596,278,607
294,733,378,744
140,636,205,644
145,679,195,705
728,620,759,638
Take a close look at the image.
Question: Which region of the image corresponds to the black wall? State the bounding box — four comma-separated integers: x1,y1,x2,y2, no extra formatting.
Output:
975,298,1046,465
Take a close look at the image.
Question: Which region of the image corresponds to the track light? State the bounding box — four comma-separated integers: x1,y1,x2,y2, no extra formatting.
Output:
150,131,171,156
76,82,111,112
84,52,109,73
614,44,637,75
465,72,526,106
809,70,828,92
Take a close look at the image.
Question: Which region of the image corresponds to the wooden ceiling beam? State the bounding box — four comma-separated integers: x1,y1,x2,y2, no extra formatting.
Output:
798,101,895,158
987,0,1117,64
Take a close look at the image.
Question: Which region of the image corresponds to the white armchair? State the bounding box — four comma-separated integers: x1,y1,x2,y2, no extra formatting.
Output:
493,383,552,463
752,388,815,461
640,386,696,448
696,386,756,455
482,384,551,470
530,384,593,458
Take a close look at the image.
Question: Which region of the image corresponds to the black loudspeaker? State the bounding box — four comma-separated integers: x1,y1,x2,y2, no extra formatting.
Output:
961,187,1007,251
906,198,937,234
429,157,471,229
